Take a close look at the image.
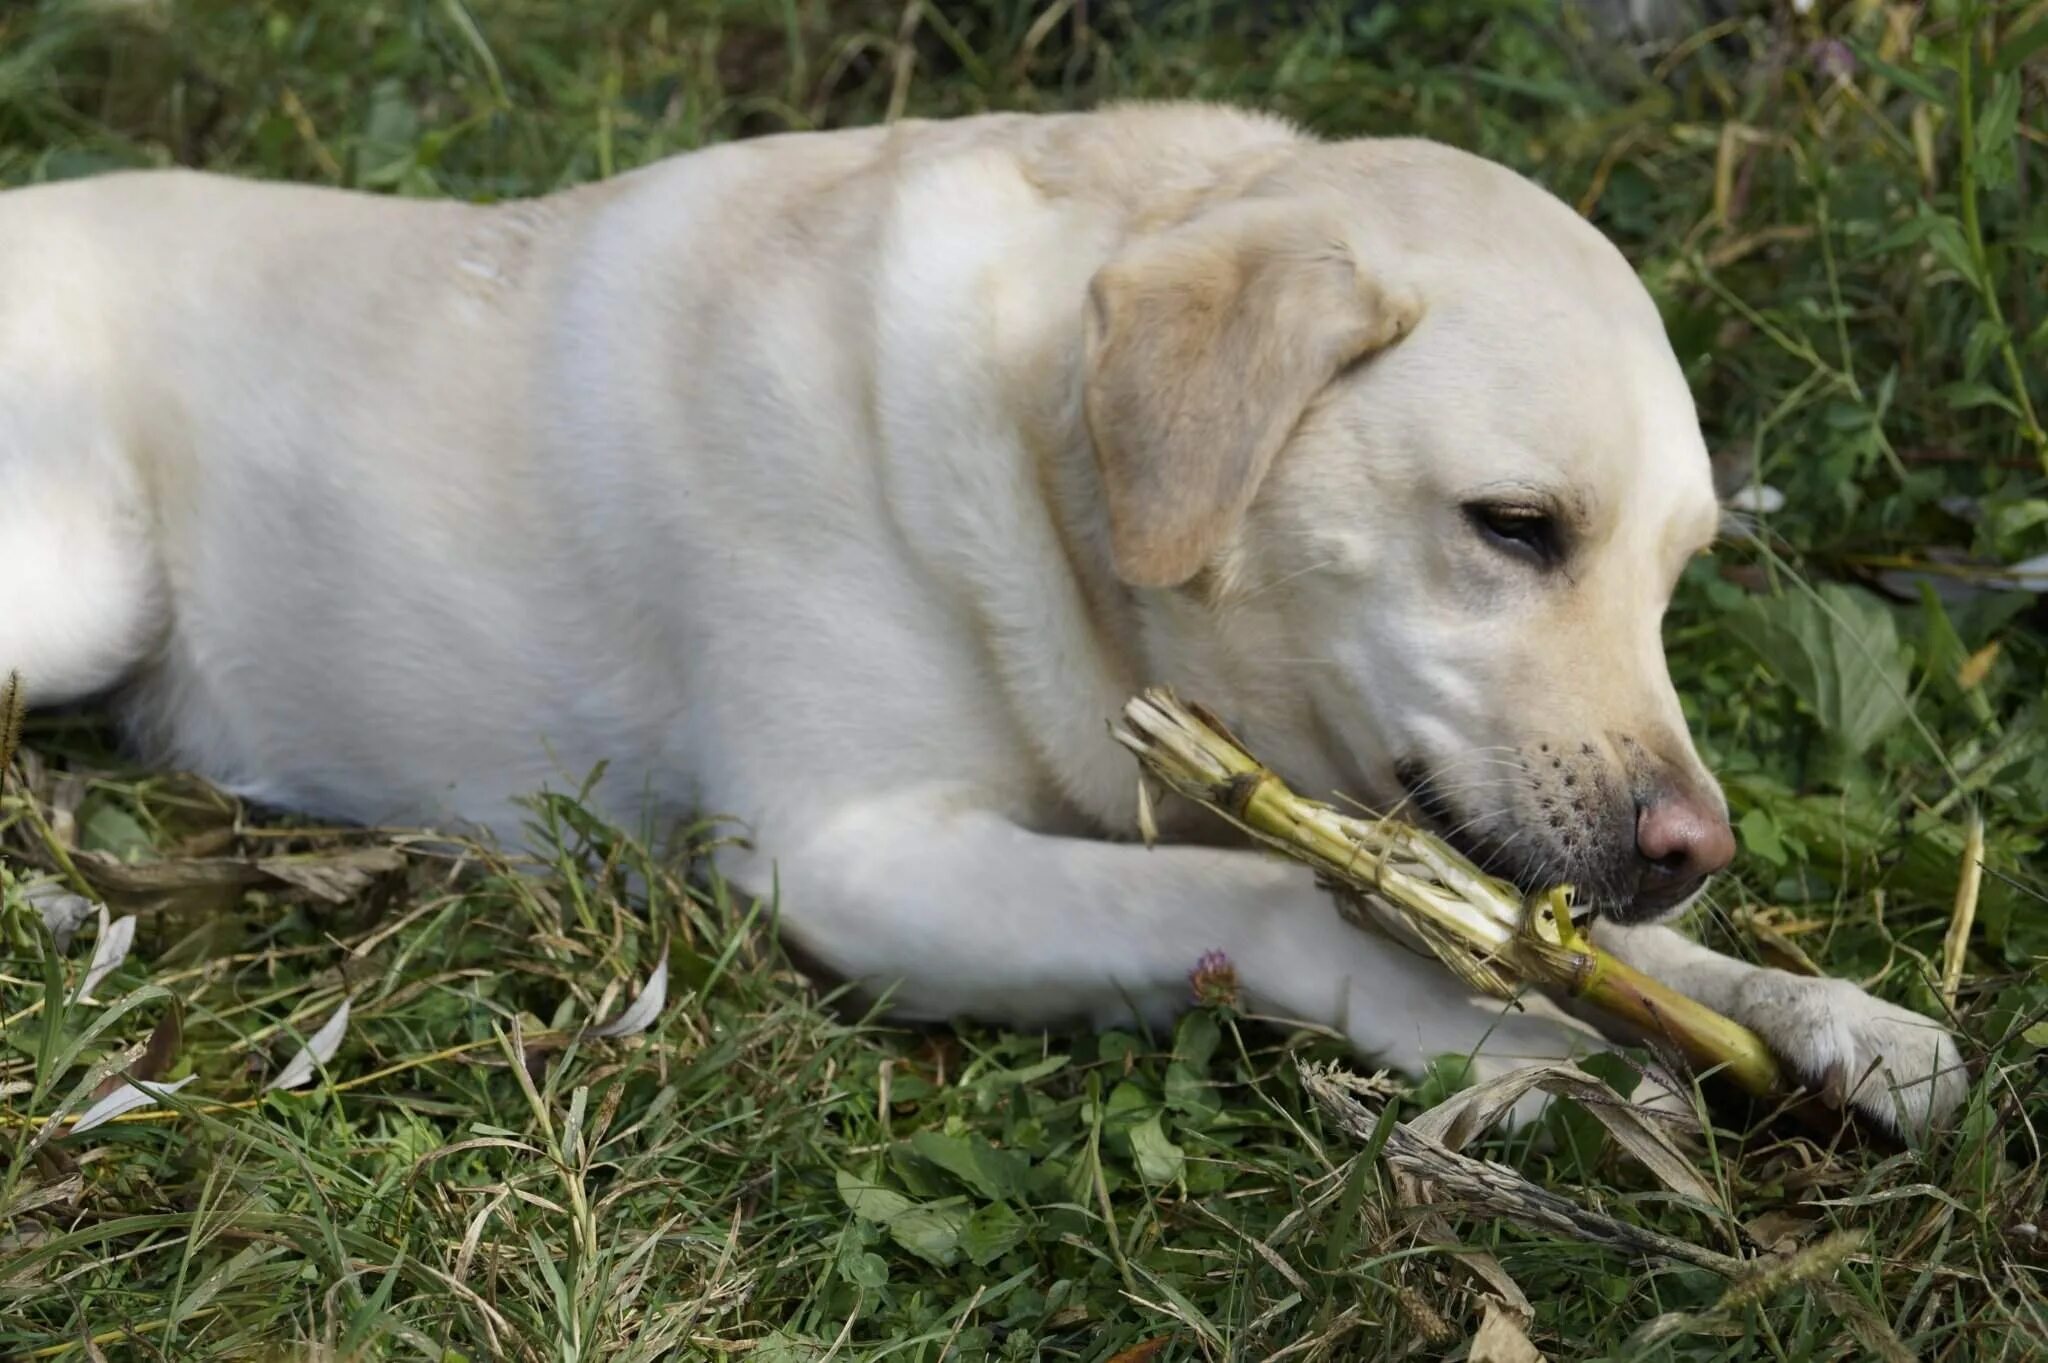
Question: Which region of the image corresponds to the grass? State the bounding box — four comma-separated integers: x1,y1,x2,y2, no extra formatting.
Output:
3,0,2047,1357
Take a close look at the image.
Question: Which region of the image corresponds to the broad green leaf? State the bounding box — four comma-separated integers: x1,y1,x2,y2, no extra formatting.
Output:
1164,1062,1223,1127
1917,583,1968,689
839,1248,888,1289
1103,1080,1153,1133
1097,1032,1142,1066
1738,807,1787,867
1128,1114,1184,1185
960,1202,1026,1266
1727,583,1914,776
885,1200,968,1267
836,1169,914,1225
79,800,154,861
969,1053,1068,1096
1973,73,2021,188
1938,380,2023,417
1173,1009,1220,1069
1923,216,1979,282
908,1129,1028,1202
835,1169,967,1266
1994,17,2048,71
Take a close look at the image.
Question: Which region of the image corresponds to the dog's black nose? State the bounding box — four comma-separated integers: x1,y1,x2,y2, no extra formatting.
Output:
1631,787,1735,914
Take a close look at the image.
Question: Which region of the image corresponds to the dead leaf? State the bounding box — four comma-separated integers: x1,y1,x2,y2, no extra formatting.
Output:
24,881,98,952
75,908,137,1003
138,1001,185,1082
1744,1210,1816,1256
256,847,405,903
1956,641,2000,690
69,1074,197,1135
589,951,669,1038
1738,914,1826,977
1470,1302,1546,1363
70,851,265,899
267,999,353,1091
1403,1060,1723,1212
0,1174,83,1220
64,844,402,907
1104,1336,1171,1363
1301,1062,1744,1275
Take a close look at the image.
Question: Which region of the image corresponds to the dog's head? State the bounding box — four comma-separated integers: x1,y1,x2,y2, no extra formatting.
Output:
1084,139,1730,923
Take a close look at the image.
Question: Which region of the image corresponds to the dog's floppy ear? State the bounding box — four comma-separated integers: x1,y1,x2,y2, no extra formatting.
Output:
1083,201,1420,588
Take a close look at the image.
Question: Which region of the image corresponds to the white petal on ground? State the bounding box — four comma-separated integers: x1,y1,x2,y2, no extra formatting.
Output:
266,998,353,1091
75,909,137,1003
1723,482,1786,514
589,953,669,1038
69,1074,197,1135
25,880,98,952
2000,553,2048,593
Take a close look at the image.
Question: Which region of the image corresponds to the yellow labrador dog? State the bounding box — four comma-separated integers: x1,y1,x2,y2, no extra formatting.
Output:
0,105,1962,1132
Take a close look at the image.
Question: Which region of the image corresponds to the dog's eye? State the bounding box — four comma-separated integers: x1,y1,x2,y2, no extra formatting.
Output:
1463,502,1562,567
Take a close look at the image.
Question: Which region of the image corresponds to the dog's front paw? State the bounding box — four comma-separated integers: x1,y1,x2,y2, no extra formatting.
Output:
1729,973,1966,1137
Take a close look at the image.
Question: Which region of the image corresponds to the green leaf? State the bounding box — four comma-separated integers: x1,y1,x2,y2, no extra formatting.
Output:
1163,1062,1223,1127
1128,1114,1185,1185
2022,1022,2048,1049
908,1130,1028,1202
1994,17,2048,72
1727,583,1915,777
969,1053,1068,1096
1924,216,1978,281
1848,43,1949,104
1173,1009,1220,1069
1973,73,2021,188
837,1239,889,1290
960,1202,1026,1266
1738,807,1787,867
1103,1080,1154,1133
837,1169,914,1225
886,1200,968,1266
1938,380,2023,417
835,1169,967,1266
79,800,155,861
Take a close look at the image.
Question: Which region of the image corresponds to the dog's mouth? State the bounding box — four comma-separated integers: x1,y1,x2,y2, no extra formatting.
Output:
1392,756,1614,921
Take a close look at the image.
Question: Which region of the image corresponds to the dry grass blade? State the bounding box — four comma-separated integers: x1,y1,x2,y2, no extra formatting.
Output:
1116,689,1784,1100
1470,1302,1546,1363
1941,812,1984,1010
1301,1061,1745,1275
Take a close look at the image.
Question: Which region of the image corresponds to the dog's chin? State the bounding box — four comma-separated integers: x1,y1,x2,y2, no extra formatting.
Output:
1596,877,1708,927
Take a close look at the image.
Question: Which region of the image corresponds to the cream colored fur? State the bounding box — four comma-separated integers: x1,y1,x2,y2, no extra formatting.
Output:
0,105,1963,1133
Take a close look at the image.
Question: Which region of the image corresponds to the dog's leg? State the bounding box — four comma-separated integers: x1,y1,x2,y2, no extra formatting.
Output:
1589,920,1966,1134
0,390,160,706
735,787,1602,1089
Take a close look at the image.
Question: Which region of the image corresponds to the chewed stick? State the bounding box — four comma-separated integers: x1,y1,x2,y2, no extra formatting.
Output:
1113,688,1784,1100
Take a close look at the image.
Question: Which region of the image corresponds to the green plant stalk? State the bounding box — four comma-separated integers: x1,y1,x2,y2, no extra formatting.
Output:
1954,5,2048,470
1,670,22,775
1115,689,1785,1099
